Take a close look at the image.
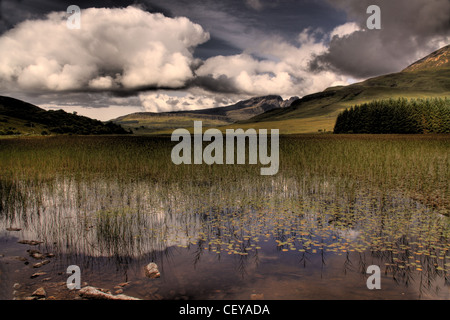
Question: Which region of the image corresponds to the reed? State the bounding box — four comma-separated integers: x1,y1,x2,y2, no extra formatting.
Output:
1,134,449,298
1,134,449,214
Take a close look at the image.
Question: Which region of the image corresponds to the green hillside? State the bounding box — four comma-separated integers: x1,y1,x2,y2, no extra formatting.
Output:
148,45,450,135
235,45,450,134
239,68,450,132
0,96,130,136
402,44,450,72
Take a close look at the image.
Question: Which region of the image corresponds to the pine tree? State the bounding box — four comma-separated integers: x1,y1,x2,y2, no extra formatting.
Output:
333,97,450,134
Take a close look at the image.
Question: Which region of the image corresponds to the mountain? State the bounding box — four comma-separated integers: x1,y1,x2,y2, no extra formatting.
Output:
235,45,450,134
113,95,297,134
116,45,449,135
402,44,450,72
0,96,129,135
186,95,287,121
3,45,448,136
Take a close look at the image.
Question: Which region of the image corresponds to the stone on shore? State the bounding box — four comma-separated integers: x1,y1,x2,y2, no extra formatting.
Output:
32,260,50,268
32,287,47,298
250,293,265,300
18,240,43,246
144,263,160,279
31,272,47,279
6,227,22,231
78,286,141,300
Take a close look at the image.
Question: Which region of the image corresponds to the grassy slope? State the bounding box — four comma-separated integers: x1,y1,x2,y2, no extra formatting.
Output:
0,115,50,135
0,96,129,136
147,68,450,135
0,96,48,135
115,114,231,134
233,68,450,134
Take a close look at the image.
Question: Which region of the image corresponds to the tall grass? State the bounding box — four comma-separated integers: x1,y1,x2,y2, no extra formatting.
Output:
1,134,449,214
1,134,449,286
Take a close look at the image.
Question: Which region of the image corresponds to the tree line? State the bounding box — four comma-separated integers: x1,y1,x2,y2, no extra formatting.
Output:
334,98,450,134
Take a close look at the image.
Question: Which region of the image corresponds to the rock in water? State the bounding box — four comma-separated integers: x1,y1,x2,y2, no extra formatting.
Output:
250,293,265,300
32,287,46,298
78,286,141,300
18,240,43,246
144,263,160,279
31,253,44,259
31,272,47,279
32,260,50,268
6,227,21,231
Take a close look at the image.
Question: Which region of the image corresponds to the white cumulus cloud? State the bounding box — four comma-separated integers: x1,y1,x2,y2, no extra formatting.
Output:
196,26,354,98
139,90,235,113
0,6,210,92
329,22,361,39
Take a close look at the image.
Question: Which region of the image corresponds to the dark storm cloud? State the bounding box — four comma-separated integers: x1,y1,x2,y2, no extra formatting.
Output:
145,0,347,59
310,0,450,77
0,0,150,32
190,74,240,94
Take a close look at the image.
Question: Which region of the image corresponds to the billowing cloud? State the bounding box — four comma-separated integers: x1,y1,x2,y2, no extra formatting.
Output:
2,0,447,119
0,6,210,92
138,90,236,113
195,27,353,98
329,22,360,39
312,0,450,77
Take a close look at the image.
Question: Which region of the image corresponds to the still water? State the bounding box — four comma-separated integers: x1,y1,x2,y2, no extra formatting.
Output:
1,175,449,300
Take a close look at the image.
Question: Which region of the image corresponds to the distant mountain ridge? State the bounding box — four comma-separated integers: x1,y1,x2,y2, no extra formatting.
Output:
113,95,299,133
174,95,299,121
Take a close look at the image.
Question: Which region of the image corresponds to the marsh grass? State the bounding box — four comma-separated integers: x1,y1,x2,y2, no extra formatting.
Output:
1,134,449,224
2,135,448,202
0,134,449,290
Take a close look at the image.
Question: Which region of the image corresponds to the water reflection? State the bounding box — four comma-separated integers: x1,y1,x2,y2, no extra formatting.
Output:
0,175,449,299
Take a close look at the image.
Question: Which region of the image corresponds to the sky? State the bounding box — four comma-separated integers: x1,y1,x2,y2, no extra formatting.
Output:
0,0,448,121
